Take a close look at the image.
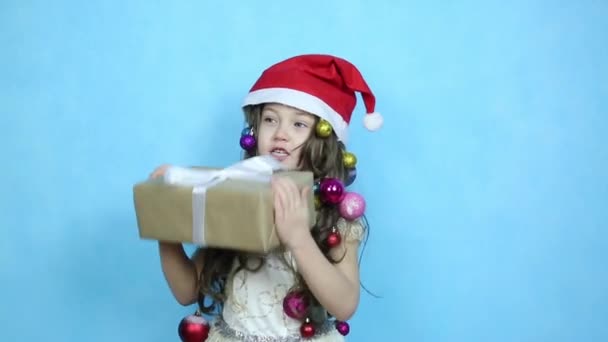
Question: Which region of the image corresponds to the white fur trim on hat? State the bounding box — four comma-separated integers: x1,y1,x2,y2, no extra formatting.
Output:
243,87,350,143
363,112,383,131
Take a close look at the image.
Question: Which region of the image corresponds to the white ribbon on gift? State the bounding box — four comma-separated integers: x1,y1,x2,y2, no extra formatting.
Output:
162,155,286,245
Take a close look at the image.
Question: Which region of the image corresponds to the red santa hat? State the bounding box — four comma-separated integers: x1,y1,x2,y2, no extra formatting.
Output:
242,54,382,143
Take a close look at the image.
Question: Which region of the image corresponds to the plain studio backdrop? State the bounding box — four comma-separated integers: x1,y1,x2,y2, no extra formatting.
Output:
1,1,606,341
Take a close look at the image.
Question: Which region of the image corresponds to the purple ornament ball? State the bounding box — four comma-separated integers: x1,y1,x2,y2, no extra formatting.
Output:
319,178,345,204
335,321,350,336
338,192,366,220
240,134,256,150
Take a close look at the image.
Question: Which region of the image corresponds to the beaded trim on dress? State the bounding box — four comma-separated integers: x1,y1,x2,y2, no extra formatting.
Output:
208,318,335,342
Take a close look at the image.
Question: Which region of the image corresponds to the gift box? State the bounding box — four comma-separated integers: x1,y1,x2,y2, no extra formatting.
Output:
132,156,315,253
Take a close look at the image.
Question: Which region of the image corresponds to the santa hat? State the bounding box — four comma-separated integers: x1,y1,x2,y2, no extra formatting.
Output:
242,54,382,143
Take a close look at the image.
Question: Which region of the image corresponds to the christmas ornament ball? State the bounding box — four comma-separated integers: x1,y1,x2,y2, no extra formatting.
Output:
239,134,256,150
336,321,350,336
342,152,357,169
178,313,210,342
319,178,345,204
300,321,316,338
345,168,357,186
338,192,366,220
326,231,342,248
315,120,333,138
282,291,309,320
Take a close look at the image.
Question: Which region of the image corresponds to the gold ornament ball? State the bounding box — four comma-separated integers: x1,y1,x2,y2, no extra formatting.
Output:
316,120,333,138
314,195,322,209
343,152,357,169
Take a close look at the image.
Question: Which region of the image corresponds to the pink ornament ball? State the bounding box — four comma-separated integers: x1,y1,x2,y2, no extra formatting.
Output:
319,178,345,204
283,291,309,320
338,192,366,220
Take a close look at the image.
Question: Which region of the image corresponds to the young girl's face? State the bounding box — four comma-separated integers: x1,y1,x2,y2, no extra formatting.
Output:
257,103,316,170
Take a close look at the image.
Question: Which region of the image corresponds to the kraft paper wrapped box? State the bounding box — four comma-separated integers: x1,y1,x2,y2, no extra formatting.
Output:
132,156,315,253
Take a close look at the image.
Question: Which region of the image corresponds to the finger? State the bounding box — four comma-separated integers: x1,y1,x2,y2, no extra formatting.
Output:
287,179,301,206
276,178,294,209
300,186,311,204
272,179,286,223
149,164,169,179
274,187,284,224
278,177,299,208
282,178,299,209
299,186,311,216
273,178,289,212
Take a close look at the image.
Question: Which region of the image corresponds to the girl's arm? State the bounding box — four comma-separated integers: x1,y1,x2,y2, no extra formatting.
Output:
272,177,361,321
158,242,205,306
289,235,361,322
149,165,205,306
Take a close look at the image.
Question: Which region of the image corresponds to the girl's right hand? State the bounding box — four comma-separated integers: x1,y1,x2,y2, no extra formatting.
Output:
149,164,171,179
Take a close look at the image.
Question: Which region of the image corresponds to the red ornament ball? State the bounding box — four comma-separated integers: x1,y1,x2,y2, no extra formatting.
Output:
319,178,345,204
300,321,316,338
178,313,210,342
326,231,342,248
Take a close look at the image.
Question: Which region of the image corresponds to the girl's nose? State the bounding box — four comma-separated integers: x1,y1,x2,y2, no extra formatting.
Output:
273,123,289,141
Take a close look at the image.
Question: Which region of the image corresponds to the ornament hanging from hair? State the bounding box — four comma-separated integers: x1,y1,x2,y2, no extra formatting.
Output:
315,119,333,138
239,126,256,151
345,168,357,186
283,290,310,320
335,321,350,336
319,178,345,204
339,192,366,220
325,226,342,249
342,151,357,169
178,310,210,342
300,318,316,338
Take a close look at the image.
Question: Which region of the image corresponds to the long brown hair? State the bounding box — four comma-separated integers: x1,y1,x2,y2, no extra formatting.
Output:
195,103,359,317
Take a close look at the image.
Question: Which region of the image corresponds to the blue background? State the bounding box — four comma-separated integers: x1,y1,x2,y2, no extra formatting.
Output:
1,1,607,341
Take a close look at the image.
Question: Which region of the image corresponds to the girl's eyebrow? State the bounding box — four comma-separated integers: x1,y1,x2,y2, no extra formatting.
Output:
263,107,313,122
294,111,314,122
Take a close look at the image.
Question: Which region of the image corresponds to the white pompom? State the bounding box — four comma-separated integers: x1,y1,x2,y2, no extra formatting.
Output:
363,112,383,131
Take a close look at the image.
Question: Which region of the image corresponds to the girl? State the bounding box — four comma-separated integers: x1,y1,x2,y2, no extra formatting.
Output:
151,54,383,341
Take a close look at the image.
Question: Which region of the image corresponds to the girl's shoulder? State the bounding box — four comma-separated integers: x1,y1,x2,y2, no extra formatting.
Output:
335,217,367,243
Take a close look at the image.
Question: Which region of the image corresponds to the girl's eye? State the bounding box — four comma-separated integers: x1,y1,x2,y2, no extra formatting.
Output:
263,116,276,123
295,122,308,128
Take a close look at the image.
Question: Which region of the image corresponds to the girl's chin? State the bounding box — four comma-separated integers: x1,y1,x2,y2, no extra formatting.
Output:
277,159,297,170
266,153,298,169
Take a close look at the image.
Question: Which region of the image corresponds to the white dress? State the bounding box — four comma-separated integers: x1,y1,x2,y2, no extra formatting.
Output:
206,218,366,342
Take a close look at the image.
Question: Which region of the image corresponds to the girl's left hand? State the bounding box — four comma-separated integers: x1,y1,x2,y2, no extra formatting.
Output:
271,176,312,250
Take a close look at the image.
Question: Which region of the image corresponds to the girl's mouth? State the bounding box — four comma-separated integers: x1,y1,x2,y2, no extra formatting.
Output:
271,148,290,161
